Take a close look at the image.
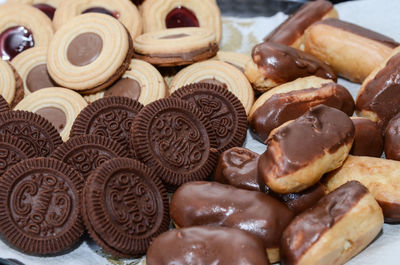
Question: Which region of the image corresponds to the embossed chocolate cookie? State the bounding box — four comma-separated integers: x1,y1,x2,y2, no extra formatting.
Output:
82,158,169,257
71,96,143,155
15,87,88,141
0,158,85,254
131,98,219,190
0,60,24,108
53,0,142,40
0,3,53,61
51,135,128,179
0,95,10,113
47,13,133,94
134,27,218,67
9,0,62,19
0,110,62,157
171,83,247,152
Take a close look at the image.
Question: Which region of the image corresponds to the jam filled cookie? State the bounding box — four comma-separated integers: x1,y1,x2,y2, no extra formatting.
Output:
9,0,62,20
14,87,88,141
211,51,252,73
47,13,133,94
0,3,53,61
351,117,383,157
134,27,218,67
169,60,254,115
12,47,56,96
0,60,24,108
140,0,222,43
53,0,142,40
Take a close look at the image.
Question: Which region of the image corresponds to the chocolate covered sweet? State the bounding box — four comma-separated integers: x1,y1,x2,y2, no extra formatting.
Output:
351,117,383,157
385,113,400,160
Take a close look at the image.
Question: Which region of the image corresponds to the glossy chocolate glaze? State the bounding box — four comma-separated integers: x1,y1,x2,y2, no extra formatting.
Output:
264,0,333,45
281,181,368,265
356,52,400,130
250,82,354,142
258,105,354,178
170,181,294,249
214,147,260,191
146,226,271,265
317,18,399,48
377,200,400,223
385,113,400,161
251,42,336,84
351,118,383,157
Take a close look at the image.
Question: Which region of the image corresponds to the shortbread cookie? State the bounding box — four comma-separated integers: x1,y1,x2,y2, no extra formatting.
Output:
351,117,383,157
47,13,133,94
12,47,56,96
14,87,88,141
84,59,167,105
53,0,142,40
9,0,62,19
134,27,218,67
0,60,24,108
169,60,254,115
140,0,222,43
0,3,53,61
212,51,252,72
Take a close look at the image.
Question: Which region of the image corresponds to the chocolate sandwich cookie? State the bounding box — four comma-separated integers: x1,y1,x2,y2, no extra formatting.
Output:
0,60,24,108
171,83,247,152
0,95,10,113
245,42,337,92
47,13,133,94
51,135,127,179
169,60,254,115
0,110,62,157
140,0,222,43
82,158,169,257
134,27,218,67
84,59,167,105
9,0,62,20
131,98,219,190
15,87,88,141
53,0,142,40
146,226,271,265
71,96,143,155
12,47,56,95
212,51,251,73
0,3,53,61
0,158,85,255
350,117,383,157
385,113,400,161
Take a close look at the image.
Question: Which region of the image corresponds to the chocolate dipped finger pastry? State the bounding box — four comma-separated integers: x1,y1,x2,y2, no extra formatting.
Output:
211,51,251,72
356,46,400,130
133,27,218,67
170,181,294,263
304,18,399,83
140,0,222,43
47,13,133,94
264,0,337,49
385,113,400,161
84,59,167,105
169,60,254,114
258,105,354,194
53,0,142,40
249,76,354,143
0,60,23,108
324,156,400,223
245,42,337,92
9,0,62,20
82,158,169,257
281,181,384,265
350,117,383,157
15,87,88,141
0,3,53,61
146,226,271,265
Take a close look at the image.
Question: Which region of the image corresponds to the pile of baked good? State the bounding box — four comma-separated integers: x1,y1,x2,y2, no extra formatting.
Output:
0,0,399,264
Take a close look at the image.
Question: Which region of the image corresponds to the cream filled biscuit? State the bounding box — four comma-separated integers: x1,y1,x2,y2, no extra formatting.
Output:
245,42,337,92
140,0,222,43
281,181,383,265
249,76,354,143
9,0,62,19
258,105,354,194
212,51,251,73
0,60,24,108
47,13,133,94
350,117,383,157
169,60,254,115
304,18,399,83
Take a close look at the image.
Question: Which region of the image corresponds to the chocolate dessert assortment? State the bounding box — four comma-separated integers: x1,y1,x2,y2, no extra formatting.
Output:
0,0,400,264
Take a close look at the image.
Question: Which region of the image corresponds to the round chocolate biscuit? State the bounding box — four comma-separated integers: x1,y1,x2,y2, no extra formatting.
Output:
0,158,85,255
131,98,219,190
82,158,169,257
71,96,143,156
171,83,247,152
51,135,128,179
0,95,10,113
0,110,63,157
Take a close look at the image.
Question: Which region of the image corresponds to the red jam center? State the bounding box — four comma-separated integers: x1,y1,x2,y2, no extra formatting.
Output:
82,7,120,19
33,3,56,20
0,26,34,61
166,6,199,28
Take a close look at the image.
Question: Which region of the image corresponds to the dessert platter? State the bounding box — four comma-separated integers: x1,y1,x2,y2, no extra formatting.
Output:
0,0,400,264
